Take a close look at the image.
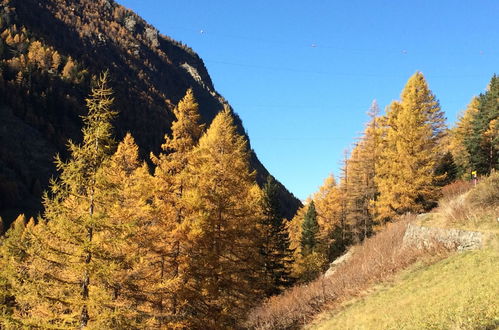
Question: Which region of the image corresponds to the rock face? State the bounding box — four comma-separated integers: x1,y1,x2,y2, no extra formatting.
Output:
0,0,302,226
403,223,484,251
324,247,355,278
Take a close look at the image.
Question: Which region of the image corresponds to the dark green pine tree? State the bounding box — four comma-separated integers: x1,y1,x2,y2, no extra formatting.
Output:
260,176,294,296
434,151,458,186
300,201,319,257
465,74,499,175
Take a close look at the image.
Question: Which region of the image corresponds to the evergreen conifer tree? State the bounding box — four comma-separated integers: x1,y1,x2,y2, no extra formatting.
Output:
464,75,499,174
293,200,326,282
300,201,319,256
434,151,458,186
259,175,294,296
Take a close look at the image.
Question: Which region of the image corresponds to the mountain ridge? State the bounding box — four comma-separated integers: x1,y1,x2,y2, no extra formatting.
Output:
0,0,301,226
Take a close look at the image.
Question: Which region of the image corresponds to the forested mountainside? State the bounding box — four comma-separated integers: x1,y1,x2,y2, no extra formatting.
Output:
246,71,499,329
0,0,301,226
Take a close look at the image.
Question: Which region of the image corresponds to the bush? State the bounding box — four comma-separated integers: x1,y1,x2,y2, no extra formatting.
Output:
436,171,499,230
292,251,328,283
441,180,474,201
467,171,499,208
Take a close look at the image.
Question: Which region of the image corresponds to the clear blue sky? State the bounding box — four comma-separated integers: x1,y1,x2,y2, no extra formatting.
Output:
118,0,498,200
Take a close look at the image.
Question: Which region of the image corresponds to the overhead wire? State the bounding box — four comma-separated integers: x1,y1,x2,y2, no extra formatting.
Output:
160,24,493,79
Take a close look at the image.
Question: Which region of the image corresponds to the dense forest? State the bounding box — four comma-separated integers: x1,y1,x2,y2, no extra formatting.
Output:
0,69,497,329
288,72,498,282
0,72,297,328
0,0,498,329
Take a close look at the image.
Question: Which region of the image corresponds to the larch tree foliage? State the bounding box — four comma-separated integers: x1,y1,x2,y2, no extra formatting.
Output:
449,97,479,178
288,200,315,282
10,72,118,328
313,174,343,260
94,132,155,327
149,88,204,327
0,215,34,326
259,175,294,297
287,203,308,258
338,150,351,248
345,143,369,242
375,72,446,222
361,101,381,229
464,74,499,175
182,107,263,328
344,101,381,240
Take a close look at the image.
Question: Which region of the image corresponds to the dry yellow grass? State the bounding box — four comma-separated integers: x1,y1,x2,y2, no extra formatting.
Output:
310,247,499,330
245,173,499,329
423,172,499,233
310,173,499,330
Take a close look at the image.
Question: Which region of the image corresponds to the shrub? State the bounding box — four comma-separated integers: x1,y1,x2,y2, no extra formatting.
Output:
436,171,499,230
292,251,328,283
467,171,499,208
441,180,474,201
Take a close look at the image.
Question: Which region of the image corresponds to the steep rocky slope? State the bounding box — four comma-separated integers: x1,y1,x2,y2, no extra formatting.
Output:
0,0,301,226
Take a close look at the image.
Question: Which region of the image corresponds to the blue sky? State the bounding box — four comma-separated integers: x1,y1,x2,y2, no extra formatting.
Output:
118,0,498,200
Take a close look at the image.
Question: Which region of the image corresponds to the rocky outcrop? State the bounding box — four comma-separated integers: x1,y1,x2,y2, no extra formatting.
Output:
324,247,355,278
403,223,484,251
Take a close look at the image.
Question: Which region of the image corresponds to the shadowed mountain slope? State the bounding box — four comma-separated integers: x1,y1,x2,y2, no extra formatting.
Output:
0,0,301,226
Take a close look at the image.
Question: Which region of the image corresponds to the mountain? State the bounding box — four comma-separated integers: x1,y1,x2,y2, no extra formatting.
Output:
0,0,301,227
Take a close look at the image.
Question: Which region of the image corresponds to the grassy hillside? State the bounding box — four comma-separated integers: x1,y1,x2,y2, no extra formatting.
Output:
309,173,499,330
310,247,498,330
245,218,450,329
246,173,498,329
419,174,499,234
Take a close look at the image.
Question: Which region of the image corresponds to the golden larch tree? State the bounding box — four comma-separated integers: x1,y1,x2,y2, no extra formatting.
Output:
9,72,118,328
344,102,381,241
449,97,479,178
313,174,343,260
149,88,204,327
93,132,156,327
0,215,35,327
375,72,446,221
182,107,263,328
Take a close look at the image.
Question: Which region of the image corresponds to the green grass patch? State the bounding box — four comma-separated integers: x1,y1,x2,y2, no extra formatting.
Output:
310,248,499,330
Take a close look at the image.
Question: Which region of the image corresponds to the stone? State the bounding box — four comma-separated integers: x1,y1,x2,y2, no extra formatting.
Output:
403,223,483,251
324,247,355,278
